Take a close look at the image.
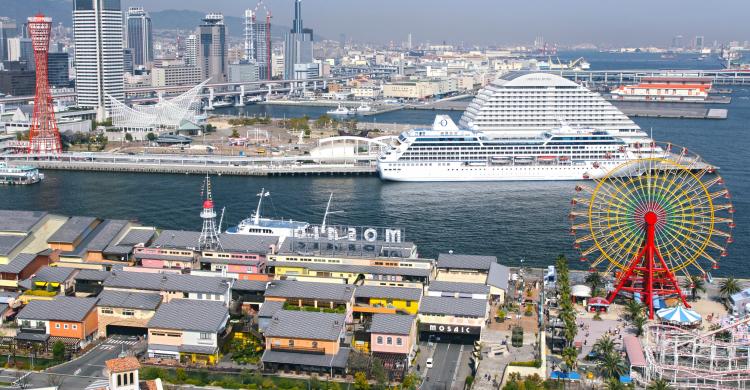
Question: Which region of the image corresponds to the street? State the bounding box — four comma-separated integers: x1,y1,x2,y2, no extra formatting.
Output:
423,342,472,390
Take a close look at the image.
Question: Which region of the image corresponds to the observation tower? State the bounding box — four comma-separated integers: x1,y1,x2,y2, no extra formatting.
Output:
27,14,62,154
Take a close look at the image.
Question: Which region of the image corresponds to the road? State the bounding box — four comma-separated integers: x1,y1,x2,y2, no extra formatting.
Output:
424,342,467,390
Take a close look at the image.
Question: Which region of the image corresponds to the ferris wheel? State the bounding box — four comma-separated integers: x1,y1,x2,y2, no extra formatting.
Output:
569,143,735,318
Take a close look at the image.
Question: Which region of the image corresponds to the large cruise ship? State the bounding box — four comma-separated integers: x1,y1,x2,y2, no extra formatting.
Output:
378,72,661,182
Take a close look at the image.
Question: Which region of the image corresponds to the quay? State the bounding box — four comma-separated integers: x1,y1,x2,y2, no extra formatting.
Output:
1,153,378,177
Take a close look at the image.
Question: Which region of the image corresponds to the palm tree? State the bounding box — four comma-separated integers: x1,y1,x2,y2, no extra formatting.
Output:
720,277,744,305
585,272,604,296
605,377,627,390
561,346,578,372
624,299,644,320
681,275,706,301
593,335,616,357
633,314,648,337
646,378,673,390
597,352,628,379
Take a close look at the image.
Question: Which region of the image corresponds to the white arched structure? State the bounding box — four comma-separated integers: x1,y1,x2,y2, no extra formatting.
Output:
310,136,390,159
107,80,209,130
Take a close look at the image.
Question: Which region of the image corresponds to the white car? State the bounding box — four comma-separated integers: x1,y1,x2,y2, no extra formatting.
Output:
426,358,433,369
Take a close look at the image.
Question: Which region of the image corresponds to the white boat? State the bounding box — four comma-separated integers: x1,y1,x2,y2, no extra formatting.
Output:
377,115,663,182
212,100,233,108
0,162,44,185
225,188,309,242
355,103,372,113
327,104,352,116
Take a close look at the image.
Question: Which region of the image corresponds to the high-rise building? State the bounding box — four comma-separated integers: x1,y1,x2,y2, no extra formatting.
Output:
229,62,260,83
123,48,134,74
671,35,684,49
126,7,153,68
19,37,34,67
73,0,125,120
0,17,17,63
284,0,315,80
185,34,198,67
694,36,705,50
198,14,228,83
407,33,412,50
5,37,21,61
47,52,69,87
244,4,272,80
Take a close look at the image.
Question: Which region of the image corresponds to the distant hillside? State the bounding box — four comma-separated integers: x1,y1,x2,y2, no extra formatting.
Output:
3,0,72,26
150,9,290,39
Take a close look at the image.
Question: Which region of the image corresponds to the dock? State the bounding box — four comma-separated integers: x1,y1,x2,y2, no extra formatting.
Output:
612,102,728,119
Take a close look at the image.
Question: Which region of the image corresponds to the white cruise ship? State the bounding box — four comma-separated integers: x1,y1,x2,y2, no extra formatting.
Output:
377,115,659,181
459,72,649,147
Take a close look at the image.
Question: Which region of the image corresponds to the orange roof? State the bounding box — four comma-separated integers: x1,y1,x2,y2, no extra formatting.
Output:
105,356,141,373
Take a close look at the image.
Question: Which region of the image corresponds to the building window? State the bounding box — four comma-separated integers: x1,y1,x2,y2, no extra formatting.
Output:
63,324,68,329
376,336,383,344
396,337,403,346
72,325,77,330
386,337,393,345
117,374,122,386
129,372,134,384
288,340,294,346
122,309,135,316
101,308,114,314
312,341,318,348
199,332,211,340
55,324,60,329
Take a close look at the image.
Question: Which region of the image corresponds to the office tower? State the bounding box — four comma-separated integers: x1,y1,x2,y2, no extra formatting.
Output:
185,34,197,67
672,35,684,49
126,7,153,68
198,14,228,83
244,3,272,80
284,0,314,80
73,0,125,120
0,17,17,63
407,33,412,50
5,37,20,61
123,48,134,74
19,37,34,67
694,36,705,50
47,52,69,87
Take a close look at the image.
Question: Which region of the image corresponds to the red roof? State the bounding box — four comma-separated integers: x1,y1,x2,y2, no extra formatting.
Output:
588,297,610,306
623,335,646,367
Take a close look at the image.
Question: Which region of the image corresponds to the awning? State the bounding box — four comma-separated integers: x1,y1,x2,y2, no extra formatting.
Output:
262,347,351,369
15,332,49,342
623,335,646,367
656,306,701,326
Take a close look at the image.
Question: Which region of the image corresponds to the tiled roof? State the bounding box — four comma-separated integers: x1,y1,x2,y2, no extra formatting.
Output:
105,356,140,373
147,299,228,332
264,310,345,341
268,261,431,277
0,210,47,233
232,279,268,292
370,314,415,335
97,290,162,310
258,300,284,318
0,235,26,256
437,253,497,271
261,347,350,368
75,269,112,281
428,281,490,295
153,230,276,253
264,280,354,302
17,297,97,322
103,271,230,295
487,262,509,290
48,216,99,244
104,228,156,256
353,285,422,301
0,253,40,274
32,266,76,283
419,296,488,317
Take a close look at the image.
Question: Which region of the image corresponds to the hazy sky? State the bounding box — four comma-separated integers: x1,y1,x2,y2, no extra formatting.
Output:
124,0,750,46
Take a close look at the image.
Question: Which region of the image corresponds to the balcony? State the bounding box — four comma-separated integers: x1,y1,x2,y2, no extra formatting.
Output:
270,344,326,355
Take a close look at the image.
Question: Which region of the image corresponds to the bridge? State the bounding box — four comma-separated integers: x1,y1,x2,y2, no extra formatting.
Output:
551,69,750,86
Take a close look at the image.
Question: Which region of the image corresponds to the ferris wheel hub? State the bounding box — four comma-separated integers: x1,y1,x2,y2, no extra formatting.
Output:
644,211,658,225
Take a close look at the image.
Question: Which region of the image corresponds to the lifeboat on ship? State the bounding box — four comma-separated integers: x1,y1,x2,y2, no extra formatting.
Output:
538,156,557,164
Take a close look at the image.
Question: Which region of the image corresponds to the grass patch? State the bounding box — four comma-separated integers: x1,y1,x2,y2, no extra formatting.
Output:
140,367,339,389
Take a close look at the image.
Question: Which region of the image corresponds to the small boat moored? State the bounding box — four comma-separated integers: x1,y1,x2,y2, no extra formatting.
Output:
0,162,44,185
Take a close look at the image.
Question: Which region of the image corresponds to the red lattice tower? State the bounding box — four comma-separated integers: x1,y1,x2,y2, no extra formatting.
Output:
27,14,62,155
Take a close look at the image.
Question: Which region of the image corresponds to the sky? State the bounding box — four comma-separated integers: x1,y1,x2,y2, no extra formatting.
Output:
123,0,750,47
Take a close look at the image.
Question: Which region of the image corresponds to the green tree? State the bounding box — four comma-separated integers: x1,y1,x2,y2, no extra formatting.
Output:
315,114,334,128
124,132,133,142
593,335,616,357
146,132,157,141
231,129,240,138
585,272,604,296
646,378,672,390
682,275,706,301
353,372,370,390
400,372,419,390
561,346,578,372
604,377,627,390
624,300,644,321
720,277,744,306
371,357,387,387
633,314,647,336
52,341,65,361
597,352,628,379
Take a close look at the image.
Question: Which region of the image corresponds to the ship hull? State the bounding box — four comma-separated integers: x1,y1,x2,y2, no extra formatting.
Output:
378,161,619,182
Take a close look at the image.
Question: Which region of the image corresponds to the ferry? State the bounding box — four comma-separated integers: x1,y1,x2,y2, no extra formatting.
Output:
226,188,309,241
355,103,373,113
0,162,44,185
327,104,352,116
377,115,661,182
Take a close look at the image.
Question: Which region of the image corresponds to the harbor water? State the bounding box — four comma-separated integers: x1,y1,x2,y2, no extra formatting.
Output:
1,53,748,276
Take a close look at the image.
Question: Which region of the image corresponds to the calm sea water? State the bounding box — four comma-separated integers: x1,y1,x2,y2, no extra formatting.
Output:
2,53,748,276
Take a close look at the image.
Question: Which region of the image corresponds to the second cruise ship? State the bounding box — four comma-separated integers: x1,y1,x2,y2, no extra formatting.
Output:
377,72,661,182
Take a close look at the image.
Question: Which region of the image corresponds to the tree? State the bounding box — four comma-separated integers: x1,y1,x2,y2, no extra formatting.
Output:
624,300,644,321
604,377,627,390
597,352,628,379
632,314,647,337
561,346,578,372
593,335,616,357
353,372,370,390
681,275,705,301
231,129,240,138
400,372,419,390
52,340,66,361
646,378,673,390
146,132,157,141
124,132,133,142
585,272,604,296
720,277,744,306
371,357,387,387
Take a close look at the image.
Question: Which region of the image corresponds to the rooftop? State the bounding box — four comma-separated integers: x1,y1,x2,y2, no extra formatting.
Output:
97,290,162,310
0,253,40,274
279,237,417,259
153,230,277,253
0,235,27,256
32,266,76,283
268,260,431,278
261,347,350,368
105,356,140,373
264,280,354,302
232,279,268,292
258,300,284,318
437,253,497,271
370,314,415,335
75,269,112,282
48,216,99,244
147,299,228,332
419,296,488,317
103,270,230,295
17,297,97,322
0,210,48,234
487,262,510,291
104,228,156,256
264,310,345,341
428,281,490,295
354,285,422,301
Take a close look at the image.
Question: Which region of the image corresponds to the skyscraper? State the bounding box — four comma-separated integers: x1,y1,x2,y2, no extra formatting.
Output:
185,34,198,67
0,17,17,63
126,7,153,68
47,52,69,87
73,0,124,120
284,0,315,80
244,4,272,80
198,14,228,83
694,36,705,50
